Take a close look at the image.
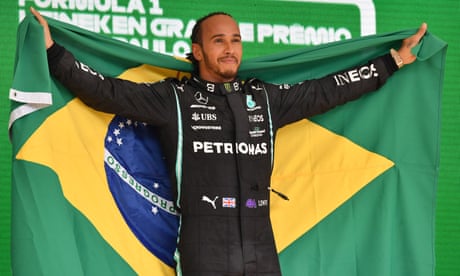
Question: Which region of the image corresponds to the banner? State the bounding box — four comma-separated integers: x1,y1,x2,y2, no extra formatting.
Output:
16,0,376,58
10,14,446,275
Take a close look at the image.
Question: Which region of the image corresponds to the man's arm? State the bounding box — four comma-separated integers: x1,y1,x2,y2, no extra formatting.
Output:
30,7,175,126
266,23,427,127
396,23,427,67
30,7,53,49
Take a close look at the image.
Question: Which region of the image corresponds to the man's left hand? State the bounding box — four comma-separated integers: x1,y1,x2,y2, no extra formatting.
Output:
397,23,428,65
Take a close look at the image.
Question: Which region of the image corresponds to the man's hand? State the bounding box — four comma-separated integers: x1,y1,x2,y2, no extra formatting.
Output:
397,23,428,66
30,7,54,49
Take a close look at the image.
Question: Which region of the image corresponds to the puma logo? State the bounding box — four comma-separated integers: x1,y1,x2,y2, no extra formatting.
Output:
202,195,218,209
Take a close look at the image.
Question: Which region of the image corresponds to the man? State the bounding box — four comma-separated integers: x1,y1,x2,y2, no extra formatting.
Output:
31,7,427,276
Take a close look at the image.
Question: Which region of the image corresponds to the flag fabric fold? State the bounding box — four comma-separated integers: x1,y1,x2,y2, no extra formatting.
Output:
10,14,446,276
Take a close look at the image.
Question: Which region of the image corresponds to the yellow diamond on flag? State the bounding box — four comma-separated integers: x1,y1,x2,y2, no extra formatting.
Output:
270,119,394,252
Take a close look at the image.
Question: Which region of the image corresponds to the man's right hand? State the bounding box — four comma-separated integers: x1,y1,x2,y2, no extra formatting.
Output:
30,7,54,49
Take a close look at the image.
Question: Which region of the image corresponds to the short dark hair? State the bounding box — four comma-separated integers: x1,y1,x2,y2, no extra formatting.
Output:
186,12,234,73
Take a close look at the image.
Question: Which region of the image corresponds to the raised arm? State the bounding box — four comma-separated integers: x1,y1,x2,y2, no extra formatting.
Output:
266,23,428,127
394,23,428,68
30,7,54,49
29,7,175,126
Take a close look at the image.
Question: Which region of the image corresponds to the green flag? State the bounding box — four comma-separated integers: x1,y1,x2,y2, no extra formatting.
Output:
10,14,446,275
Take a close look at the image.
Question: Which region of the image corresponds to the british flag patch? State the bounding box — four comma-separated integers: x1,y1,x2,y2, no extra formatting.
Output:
222,197,236,208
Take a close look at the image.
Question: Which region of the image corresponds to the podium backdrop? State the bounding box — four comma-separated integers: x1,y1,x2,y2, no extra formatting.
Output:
1,1,458,275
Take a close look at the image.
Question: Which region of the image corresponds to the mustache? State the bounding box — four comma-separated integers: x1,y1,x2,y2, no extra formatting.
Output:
219,55,238,61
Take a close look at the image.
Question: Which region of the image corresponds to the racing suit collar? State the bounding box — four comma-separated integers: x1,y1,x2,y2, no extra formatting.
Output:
191,74,243,95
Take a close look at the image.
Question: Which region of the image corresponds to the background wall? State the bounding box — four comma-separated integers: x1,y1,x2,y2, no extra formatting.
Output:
1,0,458,275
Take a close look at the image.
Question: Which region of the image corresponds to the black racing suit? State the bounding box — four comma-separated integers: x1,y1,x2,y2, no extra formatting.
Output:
47,43,398,276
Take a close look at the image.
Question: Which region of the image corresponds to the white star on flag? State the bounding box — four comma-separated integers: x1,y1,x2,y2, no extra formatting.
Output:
116,137,123,146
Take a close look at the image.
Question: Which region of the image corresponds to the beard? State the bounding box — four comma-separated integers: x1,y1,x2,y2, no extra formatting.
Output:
218,67,238,80
202,53,239,82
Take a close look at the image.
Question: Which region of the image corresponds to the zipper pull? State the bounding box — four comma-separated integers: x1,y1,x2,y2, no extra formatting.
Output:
268,187,289,201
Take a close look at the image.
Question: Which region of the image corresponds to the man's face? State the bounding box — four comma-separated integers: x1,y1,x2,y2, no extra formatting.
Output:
192,14,242,83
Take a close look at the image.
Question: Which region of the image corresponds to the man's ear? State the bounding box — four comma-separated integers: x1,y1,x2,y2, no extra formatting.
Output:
191,43,203,61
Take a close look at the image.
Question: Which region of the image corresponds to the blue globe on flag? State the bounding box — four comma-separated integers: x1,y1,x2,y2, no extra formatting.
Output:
103,115,179,266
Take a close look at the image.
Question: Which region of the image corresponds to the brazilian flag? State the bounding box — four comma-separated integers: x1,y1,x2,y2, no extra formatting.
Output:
9,14,446,276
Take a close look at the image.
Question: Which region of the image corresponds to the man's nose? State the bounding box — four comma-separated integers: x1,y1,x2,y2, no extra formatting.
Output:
224,41,234,54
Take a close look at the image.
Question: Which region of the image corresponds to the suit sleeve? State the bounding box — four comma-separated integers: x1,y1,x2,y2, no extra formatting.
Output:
265,54,399,128
47,43,175,126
